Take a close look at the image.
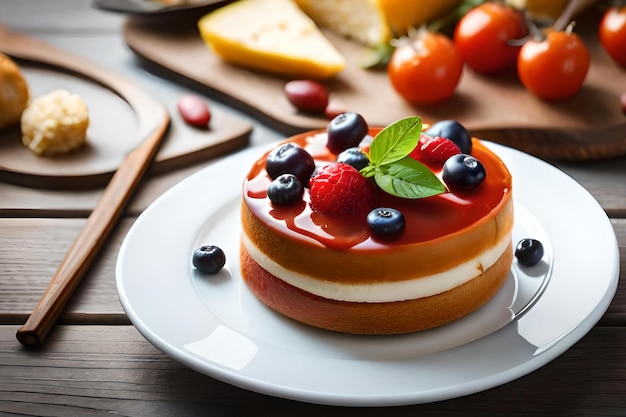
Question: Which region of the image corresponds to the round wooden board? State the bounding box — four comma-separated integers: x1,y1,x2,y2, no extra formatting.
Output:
0,26,251,190
123,9,626,161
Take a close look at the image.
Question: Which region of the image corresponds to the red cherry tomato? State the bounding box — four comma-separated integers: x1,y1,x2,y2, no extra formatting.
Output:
454,2,528,74
387,30,464,104
599,5,626,67
517,29,590,100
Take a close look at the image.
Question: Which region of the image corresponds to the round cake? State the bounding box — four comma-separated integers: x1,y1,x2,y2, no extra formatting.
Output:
240,117,513,335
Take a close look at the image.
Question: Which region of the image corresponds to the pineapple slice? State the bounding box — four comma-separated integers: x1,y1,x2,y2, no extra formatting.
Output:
197,0,346,79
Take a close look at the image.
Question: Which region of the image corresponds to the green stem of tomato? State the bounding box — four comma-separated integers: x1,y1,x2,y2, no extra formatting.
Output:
525,9,546,42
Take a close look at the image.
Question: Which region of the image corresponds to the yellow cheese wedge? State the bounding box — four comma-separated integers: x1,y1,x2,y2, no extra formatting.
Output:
294,0,461,46
198,0,346,79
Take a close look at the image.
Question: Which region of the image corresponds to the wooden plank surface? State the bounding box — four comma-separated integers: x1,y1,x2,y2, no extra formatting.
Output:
1,325,626,416
1,1,625,415
2,217,625,325
558,156,626,217
0,152,215,215
0,218,131,324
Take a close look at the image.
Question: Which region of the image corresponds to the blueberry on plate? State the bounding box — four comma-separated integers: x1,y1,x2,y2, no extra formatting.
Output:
192,245,226,274
515,238,544,267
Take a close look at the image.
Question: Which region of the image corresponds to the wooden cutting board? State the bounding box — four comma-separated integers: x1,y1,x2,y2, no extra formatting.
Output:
0,26,251,190
123,9,626,161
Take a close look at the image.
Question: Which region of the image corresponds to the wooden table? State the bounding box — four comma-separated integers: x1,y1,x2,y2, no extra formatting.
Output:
1,1,625,415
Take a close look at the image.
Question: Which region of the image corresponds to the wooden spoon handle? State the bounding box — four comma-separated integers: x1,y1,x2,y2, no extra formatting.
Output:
16,118,169,347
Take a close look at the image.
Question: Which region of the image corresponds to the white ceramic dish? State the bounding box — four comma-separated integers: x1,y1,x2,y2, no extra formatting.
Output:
116,141,619,406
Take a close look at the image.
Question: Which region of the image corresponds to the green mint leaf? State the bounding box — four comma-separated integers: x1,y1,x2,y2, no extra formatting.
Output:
374,156,446,199
360,165,377,178
369,116,422,167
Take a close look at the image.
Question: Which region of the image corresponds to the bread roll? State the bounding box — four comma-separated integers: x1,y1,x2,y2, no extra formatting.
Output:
0,53,30,130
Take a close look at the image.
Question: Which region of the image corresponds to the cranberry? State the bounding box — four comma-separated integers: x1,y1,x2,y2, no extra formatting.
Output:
284,80,329,113
177,95,211,128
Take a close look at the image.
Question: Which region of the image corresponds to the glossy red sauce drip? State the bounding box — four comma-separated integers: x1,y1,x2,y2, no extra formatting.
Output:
244,130,511,251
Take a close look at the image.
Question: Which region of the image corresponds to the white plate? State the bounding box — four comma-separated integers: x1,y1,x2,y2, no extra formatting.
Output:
116,141,619,406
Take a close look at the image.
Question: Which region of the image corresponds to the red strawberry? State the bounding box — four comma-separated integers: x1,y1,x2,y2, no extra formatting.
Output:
309,163,374,219
410,134,461,167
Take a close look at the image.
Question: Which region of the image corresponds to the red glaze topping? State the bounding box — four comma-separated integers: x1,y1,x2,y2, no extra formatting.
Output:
244,128,512,251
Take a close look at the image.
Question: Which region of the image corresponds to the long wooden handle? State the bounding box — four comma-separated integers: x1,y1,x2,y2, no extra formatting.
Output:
16,119,169,348
0,24,171,347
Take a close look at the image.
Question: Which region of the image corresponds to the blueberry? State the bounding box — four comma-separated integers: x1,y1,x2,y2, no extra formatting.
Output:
337,147,369,171
367,208,405,240
327,112,368,154
442,154,486,192
267,174,303,205
266,143,315,185
192,245,226,274
426,120,472,154
515,238,544,267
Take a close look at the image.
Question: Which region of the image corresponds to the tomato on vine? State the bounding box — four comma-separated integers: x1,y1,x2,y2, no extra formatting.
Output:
387,28,464,104
453,2,528,74
517,24,590,101
599,4,626,67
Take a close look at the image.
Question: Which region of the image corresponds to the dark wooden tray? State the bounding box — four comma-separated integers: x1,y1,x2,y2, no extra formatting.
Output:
123,10,626,161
